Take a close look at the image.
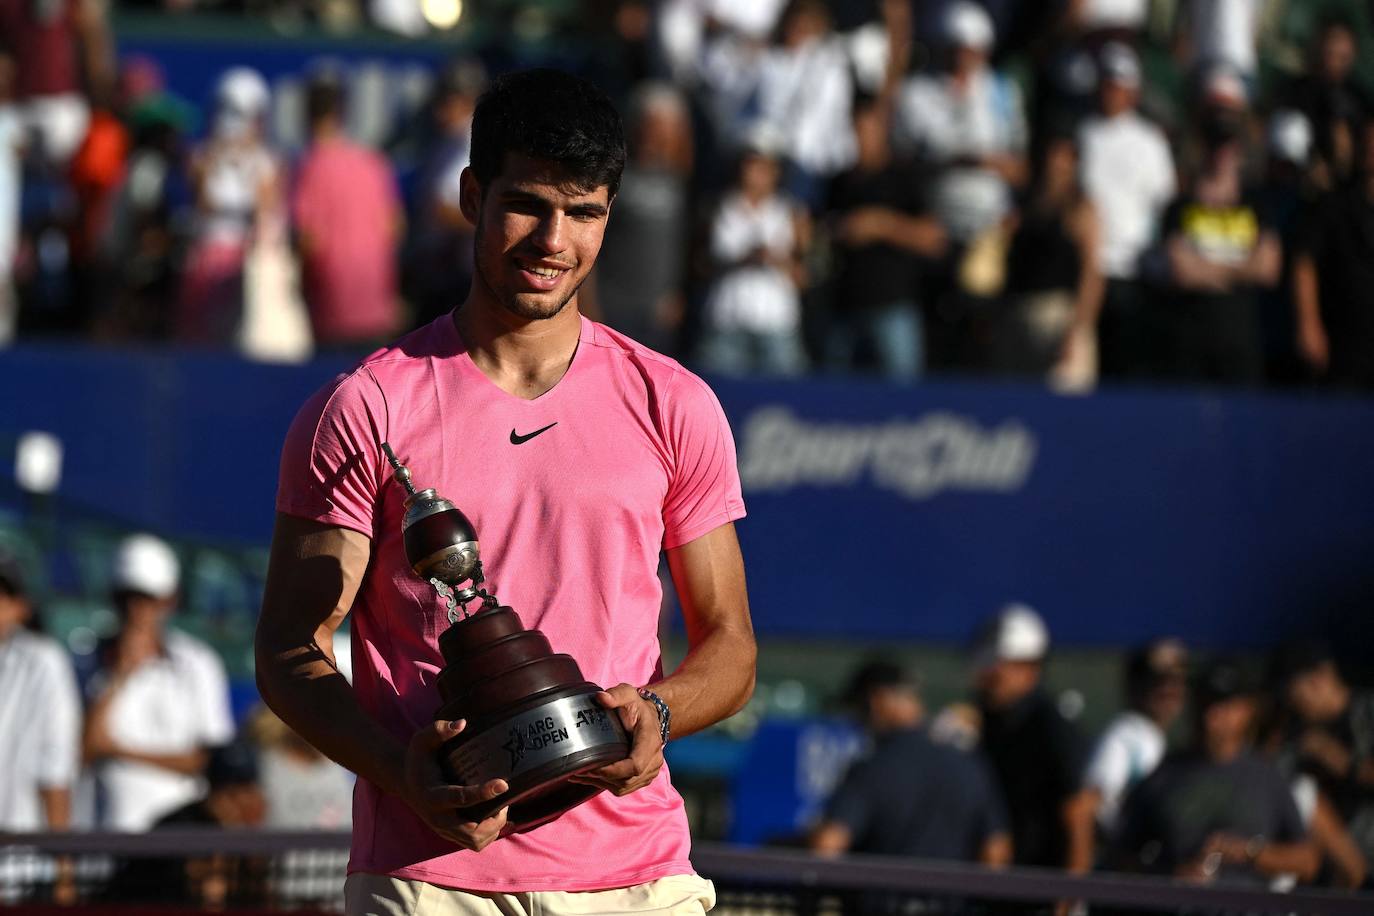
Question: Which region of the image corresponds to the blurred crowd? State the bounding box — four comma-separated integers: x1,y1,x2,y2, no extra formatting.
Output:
813,606,1374,893
3,0,1374,390
0,537,353,904
4,538,1373,903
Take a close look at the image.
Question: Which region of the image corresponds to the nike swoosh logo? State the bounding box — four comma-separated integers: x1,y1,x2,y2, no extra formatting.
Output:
510,422,558,445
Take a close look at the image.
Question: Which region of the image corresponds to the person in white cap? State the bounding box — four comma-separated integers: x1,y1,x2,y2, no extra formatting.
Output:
1077,41,1177,379
972,603,1097,873
176,66,283,347
892,0,1028,246
82,534,235,831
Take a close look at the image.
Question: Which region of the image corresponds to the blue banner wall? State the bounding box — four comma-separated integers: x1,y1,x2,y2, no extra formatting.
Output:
2,344,1371,650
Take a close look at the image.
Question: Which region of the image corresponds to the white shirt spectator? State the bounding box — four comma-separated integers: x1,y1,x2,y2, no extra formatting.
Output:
893,68,1028,241
89,629,235,831
194,144,278,246
0,629,80,831
1078,109,1176,279
755,36,857,177
705,192,800,333
1083,710,1166,833
698,32,767,140
261,751,355,829
1079,0,1149,31
1188,0,1262,76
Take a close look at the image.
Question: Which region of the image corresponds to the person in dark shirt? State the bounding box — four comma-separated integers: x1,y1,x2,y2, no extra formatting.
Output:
104,741,268,907
1160,71,1281,386
973,605,1096,873
1269,642,1374,868
1279,14,1373,189
1114,659,1318,886
810,659,1011,865
1292,118,1374,390
824,95,947,380
995,130,1102,387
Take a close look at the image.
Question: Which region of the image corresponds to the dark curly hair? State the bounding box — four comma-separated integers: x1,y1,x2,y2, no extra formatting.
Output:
469,68,626,198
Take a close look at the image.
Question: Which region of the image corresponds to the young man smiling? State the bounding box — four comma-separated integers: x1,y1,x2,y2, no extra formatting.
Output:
256,69,756,915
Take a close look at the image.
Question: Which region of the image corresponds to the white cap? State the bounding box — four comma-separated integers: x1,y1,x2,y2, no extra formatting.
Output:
1268,109,1312,164
216,66,270,116
942,1,994,51
1099,42,1141,88
974,603,1049,667
112,534,180,599
739,121,786,158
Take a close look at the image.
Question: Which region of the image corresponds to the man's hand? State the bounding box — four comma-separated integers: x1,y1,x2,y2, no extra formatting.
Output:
571,684,665,797
402,720,509,851
1297,316,1331,374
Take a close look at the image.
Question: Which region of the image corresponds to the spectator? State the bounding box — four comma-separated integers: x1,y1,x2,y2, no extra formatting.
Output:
1078,42,1176,379
290,74,403,350
1176,0,1263,85
994,130,1102,388
810,659,1012,865
82,533,235,831
1083,638,1188,837
750,0,856,209
103,741,268,909
973,604,1096,872
177,67,281,346
1114,659,1319,885
697,130,810,376
592,81,694,354
1159,68,1280,385
1268,642,1374,866
1027,0,1148,139
0,0,112,168
893,1,1028,246
0,552,81,833
1279,13,1373,189
1292,117,1374,390
92,90,195,341
246,706,353,830
404,58,483,329
1255,109,1316,386
0,52,21,345
824,94,946,380
150,740,266,828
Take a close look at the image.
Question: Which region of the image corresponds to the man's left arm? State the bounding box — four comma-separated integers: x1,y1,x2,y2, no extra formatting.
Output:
577,522,756,796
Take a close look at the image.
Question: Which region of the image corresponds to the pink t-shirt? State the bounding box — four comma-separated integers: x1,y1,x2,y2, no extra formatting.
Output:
290,137,402,344
276,314,745,891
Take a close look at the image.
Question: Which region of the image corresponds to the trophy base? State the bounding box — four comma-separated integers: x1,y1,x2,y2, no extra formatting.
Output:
437,685,630,834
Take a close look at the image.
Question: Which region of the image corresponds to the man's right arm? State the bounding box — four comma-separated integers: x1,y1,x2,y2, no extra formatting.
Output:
254,512,509,849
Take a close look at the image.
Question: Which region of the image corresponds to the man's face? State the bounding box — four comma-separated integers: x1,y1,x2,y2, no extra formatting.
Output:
115,590,175,629
0,592,29,639
976,659,1040,710
1202,695,1255,748
1142,676,1187,726
1320,27,1356,83
1100,79,1137,118
461,153,612,322
1288,662,1347,723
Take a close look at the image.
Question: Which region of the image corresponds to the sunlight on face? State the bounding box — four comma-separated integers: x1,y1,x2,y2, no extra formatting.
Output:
467,153,612,322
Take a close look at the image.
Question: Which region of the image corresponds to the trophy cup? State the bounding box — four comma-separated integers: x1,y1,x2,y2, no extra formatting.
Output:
380,444,630,834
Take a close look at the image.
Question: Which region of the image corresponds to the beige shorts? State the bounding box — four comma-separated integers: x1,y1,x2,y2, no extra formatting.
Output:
343,871,716,916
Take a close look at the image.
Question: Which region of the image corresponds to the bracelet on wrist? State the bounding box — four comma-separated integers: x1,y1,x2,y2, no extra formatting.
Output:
637,687,671,746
